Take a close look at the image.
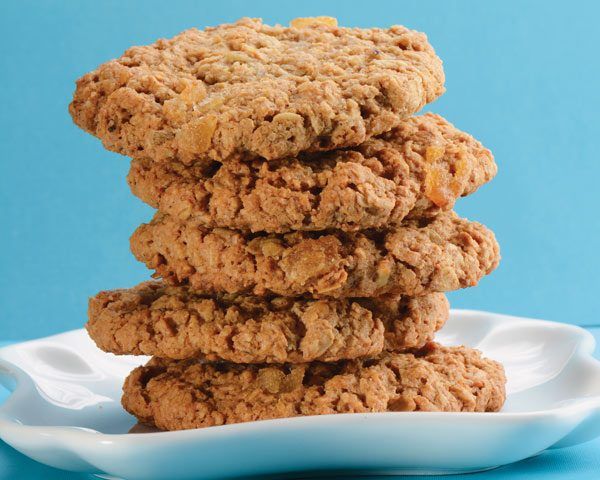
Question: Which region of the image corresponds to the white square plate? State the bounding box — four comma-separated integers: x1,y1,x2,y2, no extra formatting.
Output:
1,310,600,479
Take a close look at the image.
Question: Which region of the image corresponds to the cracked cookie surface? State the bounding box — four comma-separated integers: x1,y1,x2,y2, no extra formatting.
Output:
87,281,448,362
127,113,495,232
130,211,499,298
122,343,506,430
70,17,444,164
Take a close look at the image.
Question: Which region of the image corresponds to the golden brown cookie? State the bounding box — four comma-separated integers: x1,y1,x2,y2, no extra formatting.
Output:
130,211,500,298
122,344,506,431
87,281,448,362
70,17,444,164
127,113,495,233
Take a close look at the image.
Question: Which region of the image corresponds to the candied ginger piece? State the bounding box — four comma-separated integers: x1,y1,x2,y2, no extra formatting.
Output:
290,16,338,28
424,149,471,208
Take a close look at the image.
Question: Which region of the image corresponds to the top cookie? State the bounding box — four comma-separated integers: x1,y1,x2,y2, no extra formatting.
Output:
69,17,445,164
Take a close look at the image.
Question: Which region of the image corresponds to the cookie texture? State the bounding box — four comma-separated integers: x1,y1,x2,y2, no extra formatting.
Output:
127,113,495,233
130,211,499,298
70,17,444,165
122,344,506,430
87,281,448,362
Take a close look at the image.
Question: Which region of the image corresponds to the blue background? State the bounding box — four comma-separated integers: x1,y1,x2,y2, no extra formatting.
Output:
1,0,599,339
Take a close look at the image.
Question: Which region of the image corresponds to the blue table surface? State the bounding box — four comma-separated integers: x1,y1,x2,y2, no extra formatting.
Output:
2,330,600,480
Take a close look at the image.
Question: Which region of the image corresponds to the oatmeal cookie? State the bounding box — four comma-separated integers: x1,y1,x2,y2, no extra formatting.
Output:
127,113,495,232
87,281,448,362
70,17,444,164
130,211,499,298
122,344,506,430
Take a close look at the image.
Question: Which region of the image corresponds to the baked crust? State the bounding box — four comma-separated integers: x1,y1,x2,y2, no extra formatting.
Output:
130,211,500,298
127,113,495,232
122,344,506,430
70,17,444,164
87,281,448,362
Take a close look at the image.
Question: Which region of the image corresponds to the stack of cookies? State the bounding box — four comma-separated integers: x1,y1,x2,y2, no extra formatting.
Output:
70,17,506,431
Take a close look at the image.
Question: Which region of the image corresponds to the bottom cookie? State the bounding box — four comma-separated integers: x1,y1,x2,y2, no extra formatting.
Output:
122,344,506,431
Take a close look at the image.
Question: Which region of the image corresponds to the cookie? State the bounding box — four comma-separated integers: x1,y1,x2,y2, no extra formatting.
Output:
70,17,444,165
130,211,499,298
87,281,448,363
122,344,506,430
127,113,495,233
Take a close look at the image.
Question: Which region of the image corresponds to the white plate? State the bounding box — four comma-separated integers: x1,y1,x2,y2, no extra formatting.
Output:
1,310,600,479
